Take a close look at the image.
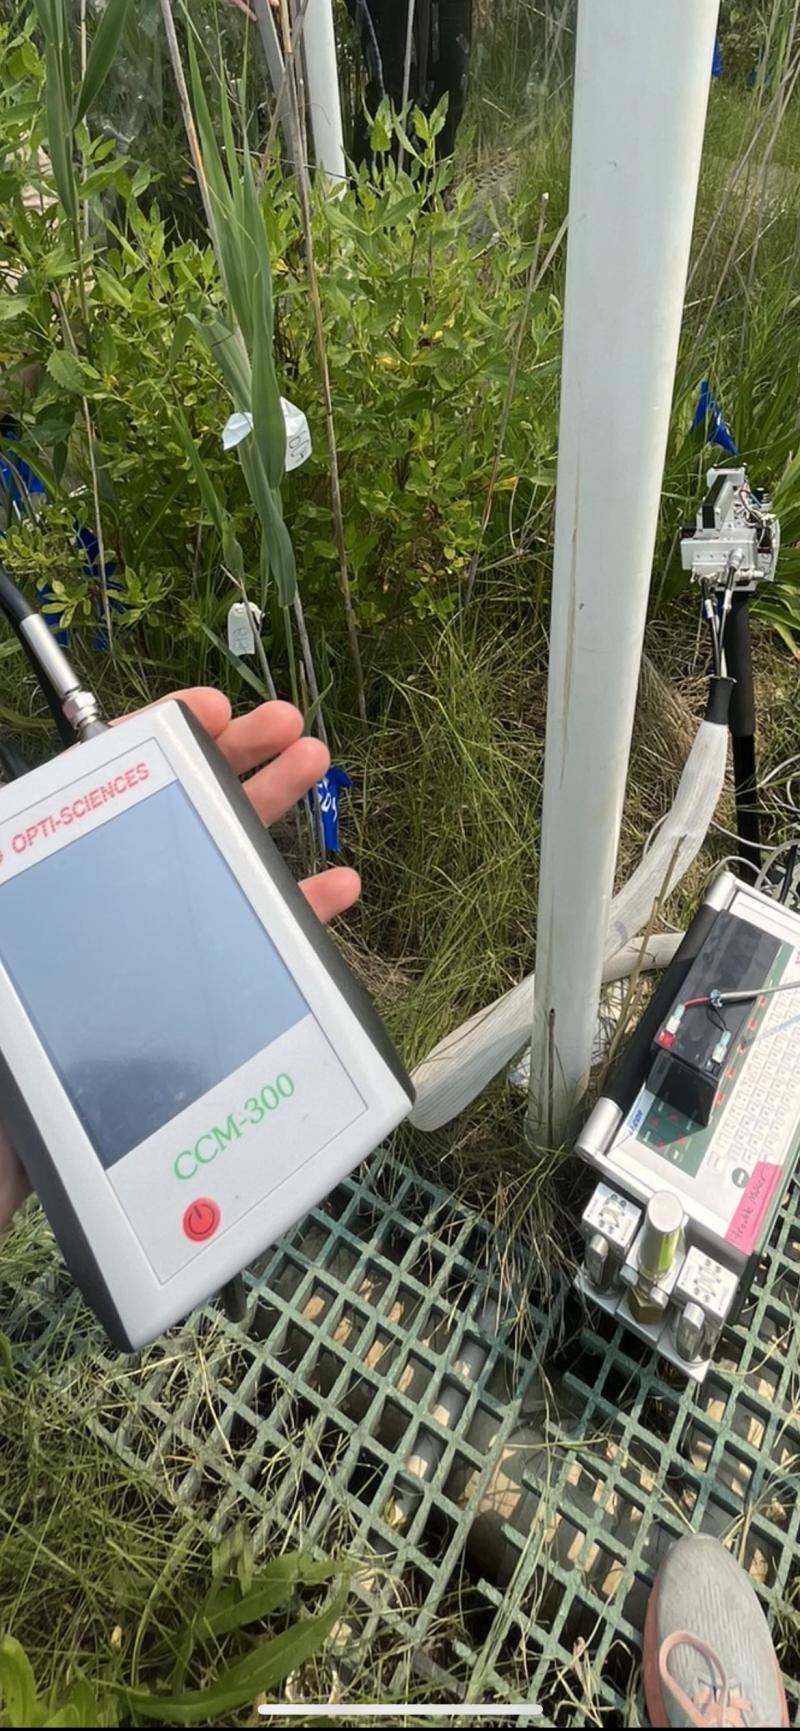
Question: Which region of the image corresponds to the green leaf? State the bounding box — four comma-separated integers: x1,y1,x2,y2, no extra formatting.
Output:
74,0,135,122
8,39,41,79
167,313,194,370
0,295,31,321
198,1557,337,1641
125,1582,348,1724
132,477,188,562
393,116,418,162
412,105,430,143
251,260,285,490
0,1331,13,1378
774,445,800,510
186,36,231,232
382,191,421,231
369,100,392,154
303,677,334,735
237,441,296,606
129,164,152,198
240,141,274,339
198,624,273,699
0,1635,42,1727
221,518,245,581
60,1678,101,1727
34,0,78,223
78,164,122,200
46,348,84,393
94,269,132,310
172,410,226,535
754,609,800,658
42,48,78,223
189,314,251,411
186,36,252,341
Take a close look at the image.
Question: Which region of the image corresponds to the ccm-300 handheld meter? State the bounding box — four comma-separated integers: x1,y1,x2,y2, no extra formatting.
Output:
0,579,413,1349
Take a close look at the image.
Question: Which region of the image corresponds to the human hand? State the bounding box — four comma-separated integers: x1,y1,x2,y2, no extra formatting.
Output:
0,689,360,1231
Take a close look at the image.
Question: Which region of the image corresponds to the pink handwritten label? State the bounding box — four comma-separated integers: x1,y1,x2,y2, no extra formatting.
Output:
726,1163,782,1255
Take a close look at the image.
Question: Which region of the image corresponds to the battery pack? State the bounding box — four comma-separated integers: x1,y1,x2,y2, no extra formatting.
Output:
649,910,781,1126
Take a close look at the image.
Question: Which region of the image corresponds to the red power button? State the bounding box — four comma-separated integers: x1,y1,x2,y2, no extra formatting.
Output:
183,1198,221,1242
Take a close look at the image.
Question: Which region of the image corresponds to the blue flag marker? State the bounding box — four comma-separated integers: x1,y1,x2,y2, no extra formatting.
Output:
309,767,352,852
712,37,723,78
692,380,738,456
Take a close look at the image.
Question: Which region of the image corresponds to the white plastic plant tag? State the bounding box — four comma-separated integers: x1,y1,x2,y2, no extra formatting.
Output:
222,412,253,452
221,402,311,472
226,600,263,657
281,397,312,471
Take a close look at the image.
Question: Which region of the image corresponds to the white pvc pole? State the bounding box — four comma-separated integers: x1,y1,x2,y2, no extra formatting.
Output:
527,0,720,1148
303,0,346,181
253,0,302,175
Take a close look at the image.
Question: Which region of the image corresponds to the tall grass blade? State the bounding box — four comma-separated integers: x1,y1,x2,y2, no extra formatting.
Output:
74,0,135,122
251,259,285,489
125,1582,348,1723
238,439,296,603
189,312,252,409
35,0,79,223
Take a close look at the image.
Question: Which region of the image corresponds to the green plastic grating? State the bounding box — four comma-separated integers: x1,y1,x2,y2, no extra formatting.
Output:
4,1149,800,1726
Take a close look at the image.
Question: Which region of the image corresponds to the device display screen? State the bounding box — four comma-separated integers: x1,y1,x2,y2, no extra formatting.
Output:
0,782,309,1168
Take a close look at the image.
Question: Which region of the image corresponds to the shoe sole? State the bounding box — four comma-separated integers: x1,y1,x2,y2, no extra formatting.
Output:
642,1552,790,1728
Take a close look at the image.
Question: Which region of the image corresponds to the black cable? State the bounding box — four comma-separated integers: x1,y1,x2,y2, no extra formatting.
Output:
0,563,75,748
0,567,34,628
725,593,761,879
779,843,798,905
731,733,761,877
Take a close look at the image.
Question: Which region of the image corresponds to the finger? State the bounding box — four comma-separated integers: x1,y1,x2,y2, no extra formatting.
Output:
213,702,305,777
118,689,308,781
116,687,233,739
244,735,330,826
300,867,361,923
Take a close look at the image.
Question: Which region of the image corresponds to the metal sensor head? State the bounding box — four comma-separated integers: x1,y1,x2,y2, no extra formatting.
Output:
680,463,779,592
638,1191,684,1282
580,1183,642,1294
675,1300,707,1364
585,1232,609,1289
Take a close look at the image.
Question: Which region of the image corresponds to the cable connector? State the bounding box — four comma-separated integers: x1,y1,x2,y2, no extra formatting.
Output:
62,687,107,741
18,613,107,743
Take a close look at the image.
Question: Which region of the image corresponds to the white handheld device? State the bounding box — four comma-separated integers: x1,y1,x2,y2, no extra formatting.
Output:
0,675,413,1350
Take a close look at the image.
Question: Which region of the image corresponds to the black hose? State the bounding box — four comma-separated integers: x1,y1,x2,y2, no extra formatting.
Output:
731,734,760,876
725,595,761,879
779,843,798,906
0,563,74,748
0,566,35,626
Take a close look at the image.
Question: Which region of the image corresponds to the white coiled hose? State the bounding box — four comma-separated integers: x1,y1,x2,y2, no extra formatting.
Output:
410,711,729,1133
